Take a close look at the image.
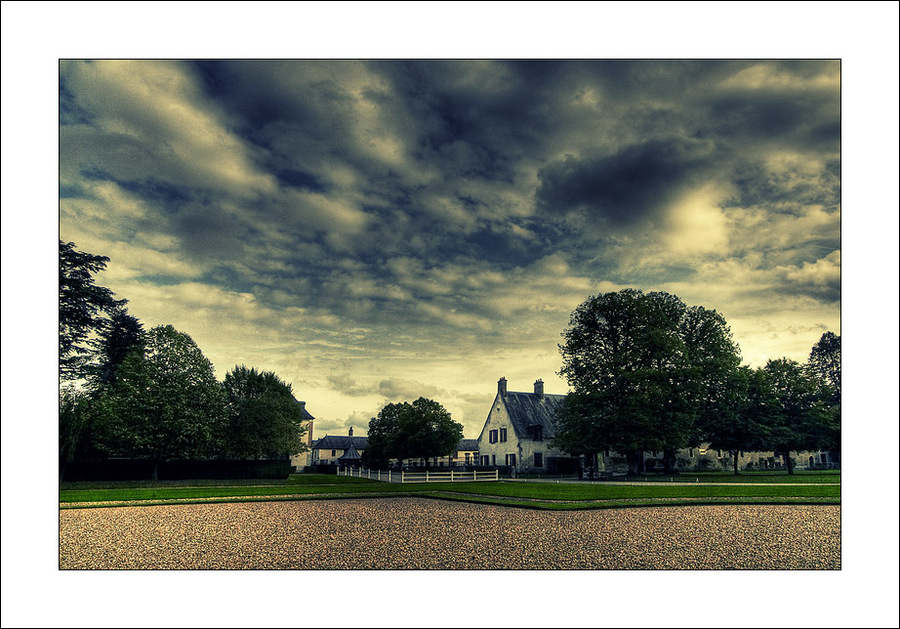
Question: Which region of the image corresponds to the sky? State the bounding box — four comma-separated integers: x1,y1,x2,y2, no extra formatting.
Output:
57,58,843,439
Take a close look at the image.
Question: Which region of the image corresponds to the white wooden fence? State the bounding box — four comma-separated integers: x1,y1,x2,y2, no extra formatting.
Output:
337,467,499,483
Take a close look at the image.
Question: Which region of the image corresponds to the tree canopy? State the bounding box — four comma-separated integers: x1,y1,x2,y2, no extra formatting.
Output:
364,397,464,468
757,357,839,473
808,331,841,407
221,366,308,459
96,325,226,479
86,306,146,390
556,289,743,473
59,240,125,381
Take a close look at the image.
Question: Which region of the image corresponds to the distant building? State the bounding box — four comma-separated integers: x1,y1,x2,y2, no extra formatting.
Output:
406,438,480,468
310,427,369,467
290,401,316,472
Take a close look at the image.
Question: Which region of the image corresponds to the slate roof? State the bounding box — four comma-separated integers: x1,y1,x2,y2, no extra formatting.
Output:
457,438,479,452
338,442,362,460
311,435,369,450
296,400,315,420
503,391,567,440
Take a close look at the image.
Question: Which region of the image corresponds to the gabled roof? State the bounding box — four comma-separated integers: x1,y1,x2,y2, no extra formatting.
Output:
457,438,479,452
311,435,369,450
338,442,362,460
502,391,567,439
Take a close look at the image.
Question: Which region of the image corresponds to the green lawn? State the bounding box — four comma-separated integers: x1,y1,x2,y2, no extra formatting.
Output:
59,472,840,510
624,471,841,484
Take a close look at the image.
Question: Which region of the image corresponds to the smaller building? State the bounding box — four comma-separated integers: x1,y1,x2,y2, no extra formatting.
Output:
406,438,480,468
310,427,369,467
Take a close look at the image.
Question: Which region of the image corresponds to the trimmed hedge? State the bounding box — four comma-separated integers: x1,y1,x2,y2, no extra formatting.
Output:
62,459,292,481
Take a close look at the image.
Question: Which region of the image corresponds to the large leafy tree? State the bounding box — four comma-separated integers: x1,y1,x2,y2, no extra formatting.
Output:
364,402,406,469
365,398,464,469
59,240,125,381
559,290,684,474
681,305,746,472
97,325,226,479
557,289,742,474
702,366,768,475
758,358,836,474
220,366,308,459
808,331,841,408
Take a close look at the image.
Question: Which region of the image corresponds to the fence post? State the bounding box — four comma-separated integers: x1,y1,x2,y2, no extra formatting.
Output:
451,470,454,482
426,470,430,482
401,470,405,484
474,470,477,482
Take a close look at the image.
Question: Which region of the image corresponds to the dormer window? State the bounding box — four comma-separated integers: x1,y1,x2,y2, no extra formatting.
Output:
532,426,543,441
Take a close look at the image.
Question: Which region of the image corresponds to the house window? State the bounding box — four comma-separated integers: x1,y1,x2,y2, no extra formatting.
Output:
506,454,516,467
489,429,498,444
534,452,543,467
499,428,507,443
465,453,471,465
331,449,336,457
689,448,694,458
491,454,496,466
532,426,543,441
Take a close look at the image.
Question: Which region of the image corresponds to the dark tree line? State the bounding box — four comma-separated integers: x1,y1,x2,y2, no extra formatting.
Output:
59,241,308,480
554,289,840,475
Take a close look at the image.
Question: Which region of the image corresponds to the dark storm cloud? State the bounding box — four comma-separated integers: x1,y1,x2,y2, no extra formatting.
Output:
58,59,842,409
535,137,719,229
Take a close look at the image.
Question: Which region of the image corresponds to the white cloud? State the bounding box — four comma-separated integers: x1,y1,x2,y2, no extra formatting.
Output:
662,184,732,256
721,62,840,92
61,60,276,196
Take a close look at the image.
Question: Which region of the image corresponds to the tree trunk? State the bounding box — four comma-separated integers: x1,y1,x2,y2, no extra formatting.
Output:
151,460,160,481
732,451,739,475
784,452,794,475
663,448,677,474
627,451,644,476
586,452,596,479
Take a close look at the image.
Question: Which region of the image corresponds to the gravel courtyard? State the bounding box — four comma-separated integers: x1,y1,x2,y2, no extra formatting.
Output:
59,498,840,570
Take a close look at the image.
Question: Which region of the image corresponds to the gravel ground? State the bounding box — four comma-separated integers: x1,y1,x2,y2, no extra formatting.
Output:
59,498,840,570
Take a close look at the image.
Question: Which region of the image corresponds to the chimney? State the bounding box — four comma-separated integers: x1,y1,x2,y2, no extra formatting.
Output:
534,379,544,398
348,426,354,437
498,377,507,396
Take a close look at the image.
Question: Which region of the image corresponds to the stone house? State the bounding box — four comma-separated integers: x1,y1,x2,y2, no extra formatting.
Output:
476,377,579,473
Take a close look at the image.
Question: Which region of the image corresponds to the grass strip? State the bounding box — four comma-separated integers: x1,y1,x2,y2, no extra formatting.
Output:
59,480,838,504
60,474,840,511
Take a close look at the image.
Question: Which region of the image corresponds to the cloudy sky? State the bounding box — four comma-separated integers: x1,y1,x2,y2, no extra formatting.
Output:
57,58,844,438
